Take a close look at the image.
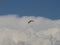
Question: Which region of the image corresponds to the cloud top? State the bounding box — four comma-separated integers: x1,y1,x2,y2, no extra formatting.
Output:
0,15,60,45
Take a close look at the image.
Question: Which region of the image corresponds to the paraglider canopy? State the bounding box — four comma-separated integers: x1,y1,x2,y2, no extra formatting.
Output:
28,20,34,24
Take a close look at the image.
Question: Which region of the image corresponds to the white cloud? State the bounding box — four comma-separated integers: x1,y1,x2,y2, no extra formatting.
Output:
0,15,60,45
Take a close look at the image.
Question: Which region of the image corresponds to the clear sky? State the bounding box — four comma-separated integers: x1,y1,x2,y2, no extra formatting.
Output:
0,0,60,19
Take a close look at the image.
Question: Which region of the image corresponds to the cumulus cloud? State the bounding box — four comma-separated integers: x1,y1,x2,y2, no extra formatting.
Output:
0,15,60,45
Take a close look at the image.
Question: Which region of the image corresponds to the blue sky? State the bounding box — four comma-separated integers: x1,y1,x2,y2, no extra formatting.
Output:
0,0,60,19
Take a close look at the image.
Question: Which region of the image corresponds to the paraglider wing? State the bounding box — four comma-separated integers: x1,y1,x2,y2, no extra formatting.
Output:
28,20,34,24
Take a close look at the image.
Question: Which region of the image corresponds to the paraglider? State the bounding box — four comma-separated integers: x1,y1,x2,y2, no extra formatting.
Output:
28,20,34,24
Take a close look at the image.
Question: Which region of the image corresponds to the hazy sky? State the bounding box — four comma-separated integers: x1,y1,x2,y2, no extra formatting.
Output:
0,0,60,19
0,0,60,45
